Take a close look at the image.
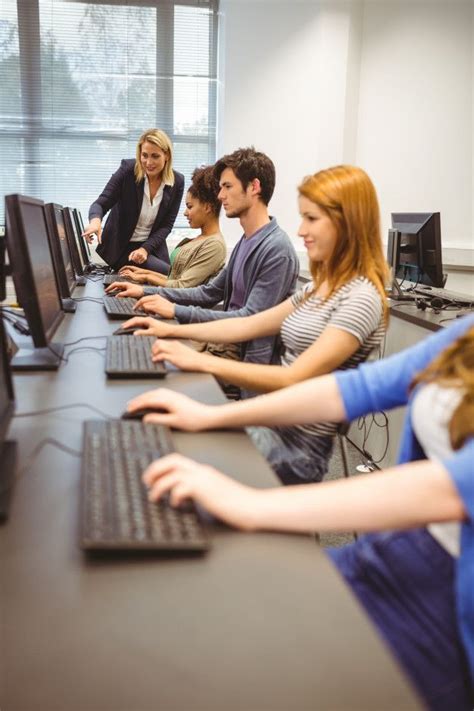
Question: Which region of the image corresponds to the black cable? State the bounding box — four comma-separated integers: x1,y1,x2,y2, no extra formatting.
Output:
14,401,114,419
72,297,104,304
65,345,106,362
15,437,81,481
62,335,108,347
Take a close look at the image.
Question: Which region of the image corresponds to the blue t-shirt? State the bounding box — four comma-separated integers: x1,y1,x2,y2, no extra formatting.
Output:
228,224,268,310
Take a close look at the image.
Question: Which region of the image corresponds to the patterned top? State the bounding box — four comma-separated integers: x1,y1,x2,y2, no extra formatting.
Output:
278,277,385,441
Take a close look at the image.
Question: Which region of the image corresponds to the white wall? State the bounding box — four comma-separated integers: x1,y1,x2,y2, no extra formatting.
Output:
218,0,474,285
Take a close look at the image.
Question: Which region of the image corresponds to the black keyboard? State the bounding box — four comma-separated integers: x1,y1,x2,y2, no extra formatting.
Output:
80,420,209,552
105,336,166,378
103,296,147,318
103,274,133,286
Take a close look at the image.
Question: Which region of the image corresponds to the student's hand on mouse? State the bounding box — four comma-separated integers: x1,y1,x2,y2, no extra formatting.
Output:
82,217,102,244
128,247,148,265
105,282,144,298
127,388,215,431
142,453,258,530
134,294,175,318
151,339,209,372
121,316,172,337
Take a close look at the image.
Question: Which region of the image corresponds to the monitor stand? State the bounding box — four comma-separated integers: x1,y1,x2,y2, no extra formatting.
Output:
386,278,416,302
0,440,17,522
75,276,86,286
10,342,65,371
61,297,77,314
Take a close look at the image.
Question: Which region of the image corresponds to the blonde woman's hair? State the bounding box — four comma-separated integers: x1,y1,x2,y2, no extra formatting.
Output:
411,325,474,450
134,128,174,185
298,165,389,318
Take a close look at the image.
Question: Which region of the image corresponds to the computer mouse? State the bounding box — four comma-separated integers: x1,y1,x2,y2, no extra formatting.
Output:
121,407,166,420
113,325,139,336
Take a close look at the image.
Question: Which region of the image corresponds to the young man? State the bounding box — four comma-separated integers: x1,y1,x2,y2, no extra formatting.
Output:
107,147,299,371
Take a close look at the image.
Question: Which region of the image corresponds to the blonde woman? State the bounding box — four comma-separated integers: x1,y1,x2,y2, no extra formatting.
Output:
123,165,389,484
82,128,184,272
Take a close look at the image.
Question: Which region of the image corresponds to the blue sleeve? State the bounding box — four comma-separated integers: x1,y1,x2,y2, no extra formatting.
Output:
335,315,474,420
443,439,474,523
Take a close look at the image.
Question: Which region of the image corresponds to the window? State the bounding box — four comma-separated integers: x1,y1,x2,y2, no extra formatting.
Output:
0,0,219,226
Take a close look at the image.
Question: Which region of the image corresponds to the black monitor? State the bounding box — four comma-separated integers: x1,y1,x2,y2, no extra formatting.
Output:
62,206,86,284
0,315,17,521
388,212,446,290
63,206,90,274
0,235,5,302
5,194,65,370
44,203,77,313
72,208,92,262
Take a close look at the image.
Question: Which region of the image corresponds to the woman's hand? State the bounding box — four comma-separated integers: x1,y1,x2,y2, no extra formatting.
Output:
120,316,173,337
151,339,210,372
82,217,102,244
127,387,216,430
128,246,148,264
142,453,260,531
104,282,144,298
134,294,175,318
118,265,146,275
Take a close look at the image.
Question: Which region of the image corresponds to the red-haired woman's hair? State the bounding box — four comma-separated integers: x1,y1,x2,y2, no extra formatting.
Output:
298,165,389,318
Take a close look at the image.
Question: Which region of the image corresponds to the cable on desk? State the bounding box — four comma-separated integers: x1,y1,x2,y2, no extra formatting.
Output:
65,345,106,362
14,401,114,419
62,335,108,348
72,297,104,304
13,437,82,483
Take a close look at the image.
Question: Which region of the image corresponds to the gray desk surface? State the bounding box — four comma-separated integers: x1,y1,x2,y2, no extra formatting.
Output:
0,279,421,711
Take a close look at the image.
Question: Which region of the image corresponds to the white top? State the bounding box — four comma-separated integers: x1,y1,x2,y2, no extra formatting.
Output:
411,382,463,557
130,177,164,243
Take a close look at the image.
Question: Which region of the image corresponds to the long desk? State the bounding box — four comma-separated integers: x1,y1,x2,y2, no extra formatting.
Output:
0,278,421,710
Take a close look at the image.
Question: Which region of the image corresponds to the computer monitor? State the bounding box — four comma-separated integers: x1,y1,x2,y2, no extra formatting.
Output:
72,208,92,262
0,235,5,302
44,203,77,313
63,207,90,274
0,315,17,522
388,212,445,290
5,194,65,370
62,206,87,284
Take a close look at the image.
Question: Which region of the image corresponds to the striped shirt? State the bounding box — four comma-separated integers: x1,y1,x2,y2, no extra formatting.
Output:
279,277,385,441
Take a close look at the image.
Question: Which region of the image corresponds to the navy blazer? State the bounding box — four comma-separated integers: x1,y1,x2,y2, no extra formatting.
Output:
89,159,185,269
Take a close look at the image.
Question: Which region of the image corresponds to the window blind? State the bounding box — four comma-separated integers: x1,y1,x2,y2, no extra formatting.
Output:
0,0,219,226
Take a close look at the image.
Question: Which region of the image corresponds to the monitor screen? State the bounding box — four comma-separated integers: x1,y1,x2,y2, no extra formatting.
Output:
0,316,14,446
73,209,91,260
45,203,77,295
0,236,5,302
63,207,89,271
389,212,444,288
5,194,64,347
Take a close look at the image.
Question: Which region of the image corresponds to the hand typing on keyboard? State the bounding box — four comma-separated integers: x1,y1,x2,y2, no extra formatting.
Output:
121,316,175,338
126,388,217,431
105,281,144,299
133,294,176,318
142,452,256,531
151,339,210,373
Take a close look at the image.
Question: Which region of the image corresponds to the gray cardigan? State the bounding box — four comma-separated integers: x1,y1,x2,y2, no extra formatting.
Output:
144,217,299,367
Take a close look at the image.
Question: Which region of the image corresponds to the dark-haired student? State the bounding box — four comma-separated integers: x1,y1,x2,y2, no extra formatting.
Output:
129,315,474,711
107,147,299,378
114,165,226,289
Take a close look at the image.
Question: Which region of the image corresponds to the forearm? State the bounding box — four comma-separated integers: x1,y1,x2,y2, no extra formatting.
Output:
147,272,168,287
198,358,297,394
202,375,345,429
170,314,267,344
248,460,466,534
